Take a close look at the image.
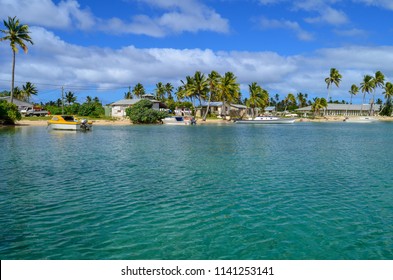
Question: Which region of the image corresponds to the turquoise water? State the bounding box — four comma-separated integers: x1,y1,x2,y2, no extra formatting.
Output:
0,122,392,260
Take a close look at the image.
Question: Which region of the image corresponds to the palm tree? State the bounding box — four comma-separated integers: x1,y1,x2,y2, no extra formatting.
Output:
360,75,375,115
132,83,145,99
165,83,174,100
188,71,208,108
311,97,328,117
93,97,100,103
155,82,166,101
246,82,269,118
203,70,220,121
347,84,359,115
0,16,33,104
217,72,240,119
124,86,132,99
86,96,92,103
296,92,307,108
284,93,296,112
65,91,76,105
324,68,342,115
371,71,385,115
175,85,185,101
21,82,37,102
380,82,393,116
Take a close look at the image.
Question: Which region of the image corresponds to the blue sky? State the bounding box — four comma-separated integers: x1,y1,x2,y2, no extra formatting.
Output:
1,0,393,105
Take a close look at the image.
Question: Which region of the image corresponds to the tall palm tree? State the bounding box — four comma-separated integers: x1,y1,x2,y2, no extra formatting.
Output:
22,82,37,102
217,72,240,119
371,71,385,115
203,70,221,121
86,96,92,103
284,93,296,112
93,97,100,103
165,83,174,100
155,82,166,101
0,16,33,104
188,71,208,108
124,86,132,99
296,92,307,108
65,91,76,105
381,82,393,116
311,97,328,117
132,83,145,99
324,68,342,115
360,75,375,115
246,82,269,118
175,85,185,102
347,84,359,115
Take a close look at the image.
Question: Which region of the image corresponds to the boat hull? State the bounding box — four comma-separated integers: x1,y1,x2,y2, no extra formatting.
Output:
162,117,195,125
48,123,81,130
344,117,377,123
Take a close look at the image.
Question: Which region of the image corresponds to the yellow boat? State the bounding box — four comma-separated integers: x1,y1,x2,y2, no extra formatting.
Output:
47,115,93,131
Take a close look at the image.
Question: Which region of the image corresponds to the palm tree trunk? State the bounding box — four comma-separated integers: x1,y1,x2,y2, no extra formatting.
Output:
202,93,211,121
10,50,16,104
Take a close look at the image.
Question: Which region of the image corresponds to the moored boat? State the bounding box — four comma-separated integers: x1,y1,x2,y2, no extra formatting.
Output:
162,116,197,125
343,116,378,123
235,116,296,124
47,115,93,131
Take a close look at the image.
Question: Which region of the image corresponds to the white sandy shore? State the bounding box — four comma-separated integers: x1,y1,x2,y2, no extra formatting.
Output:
13,116,393,127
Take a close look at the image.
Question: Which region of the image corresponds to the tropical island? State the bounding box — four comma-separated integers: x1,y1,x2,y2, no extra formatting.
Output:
1,16,393,125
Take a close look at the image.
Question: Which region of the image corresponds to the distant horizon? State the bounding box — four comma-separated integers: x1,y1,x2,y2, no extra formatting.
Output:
1,0,393,105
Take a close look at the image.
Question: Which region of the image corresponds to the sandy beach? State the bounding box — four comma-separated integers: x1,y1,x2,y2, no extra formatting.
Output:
12,116,393,127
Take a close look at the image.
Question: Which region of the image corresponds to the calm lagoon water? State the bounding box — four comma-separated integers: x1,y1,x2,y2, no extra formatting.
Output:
1,122,392,259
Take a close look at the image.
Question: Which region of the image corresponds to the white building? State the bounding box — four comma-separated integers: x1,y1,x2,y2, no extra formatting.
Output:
110,95,166,118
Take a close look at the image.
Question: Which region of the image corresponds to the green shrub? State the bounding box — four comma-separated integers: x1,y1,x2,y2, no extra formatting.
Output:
0,100,22,125
126,99,168,124
78,102,105,117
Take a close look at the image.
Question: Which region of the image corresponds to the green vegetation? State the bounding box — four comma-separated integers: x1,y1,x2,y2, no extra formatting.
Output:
126,99,168,124
0,99,21,124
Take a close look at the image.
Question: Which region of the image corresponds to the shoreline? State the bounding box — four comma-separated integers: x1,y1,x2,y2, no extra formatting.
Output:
10,116,393,127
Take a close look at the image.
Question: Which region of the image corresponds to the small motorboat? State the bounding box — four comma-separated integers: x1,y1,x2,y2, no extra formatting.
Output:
235,116,296,124
162,116,197,125
47,115,93,131
343,117,378,123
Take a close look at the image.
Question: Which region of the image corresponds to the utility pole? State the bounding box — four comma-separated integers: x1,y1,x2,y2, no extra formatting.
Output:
61,86,64,115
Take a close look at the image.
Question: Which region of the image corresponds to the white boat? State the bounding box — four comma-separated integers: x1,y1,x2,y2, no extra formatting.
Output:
343,116,378,123
162,116,197,125
47,115,93,131
235,116,296,124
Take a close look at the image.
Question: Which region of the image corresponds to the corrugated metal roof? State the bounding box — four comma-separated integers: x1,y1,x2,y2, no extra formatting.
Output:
0,97,33,107
111,98,160,106
296,104,381,111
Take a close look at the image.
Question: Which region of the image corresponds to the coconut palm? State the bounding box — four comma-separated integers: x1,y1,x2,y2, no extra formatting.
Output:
284,93,296,112
175,85,185,101
371,71,385,115
246,82,269,118
22,82,37,102
311,97,328,117
65,91,76,105
203,70,221,121
86,96,92,103
360,75,375,115
132,83,145,99
324,68,342,115
124,86,132,99
165,83,174,100
347,84,359,115
380,82,393,116
189,71,208,107
217,72,240,119
155,82,166,101
0,16,33,104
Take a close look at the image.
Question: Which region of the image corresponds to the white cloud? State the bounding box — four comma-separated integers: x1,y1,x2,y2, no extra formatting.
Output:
0,0,229,37
0,0,95,30
259,17,314,41
354,0,393,10
2,26,393,104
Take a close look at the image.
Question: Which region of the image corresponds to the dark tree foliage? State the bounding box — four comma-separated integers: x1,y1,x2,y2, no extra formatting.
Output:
126,99,168,124
0,100,21,124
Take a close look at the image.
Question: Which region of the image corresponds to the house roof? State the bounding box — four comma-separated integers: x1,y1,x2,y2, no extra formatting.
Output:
265,106,276,111
296,104,381,111
0,96,33,108
111,98,160,106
